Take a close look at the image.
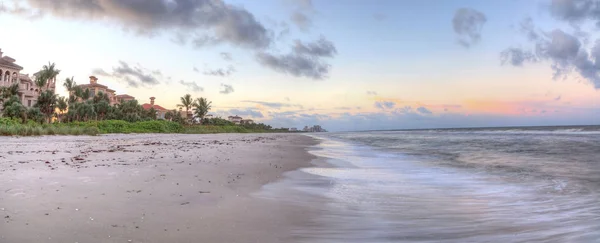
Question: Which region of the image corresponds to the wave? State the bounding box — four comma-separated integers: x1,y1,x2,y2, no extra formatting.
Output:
368,125,600,135
281,134,600,242
420,128,600,135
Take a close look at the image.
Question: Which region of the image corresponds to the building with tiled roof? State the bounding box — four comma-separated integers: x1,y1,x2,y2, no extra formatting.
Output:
73,76,134,105
141,97,168,120
0,55,22,70
116,94,135,103
0,48,56,108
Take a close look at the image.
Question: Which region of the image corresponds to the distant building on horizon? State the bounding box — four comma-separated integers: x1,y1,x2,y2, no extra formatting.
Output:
225,115,255,125
228,115,243,124
303,125,327,132
241,119,254,125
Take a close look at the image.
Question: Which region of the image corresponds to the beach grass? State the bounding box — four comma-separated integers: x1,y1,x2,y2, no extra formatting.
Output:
0,124,99,136
0,118,287,136
184,125,258,134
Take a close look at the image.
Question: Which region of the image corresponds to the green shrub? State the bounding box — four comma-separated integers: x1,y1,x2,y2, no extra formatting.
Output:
0,117,21,126
83,126,100,135
0,122,99,136
0,119,277,136
72,127,82,136
46,126,57,135
90,120,183,134
32,126,43,136
183,125,267,134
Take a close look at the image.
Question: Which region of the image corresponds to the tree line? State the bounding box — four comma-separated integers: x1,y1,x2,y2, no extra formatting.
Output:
0,63,212,124
0,63,274,130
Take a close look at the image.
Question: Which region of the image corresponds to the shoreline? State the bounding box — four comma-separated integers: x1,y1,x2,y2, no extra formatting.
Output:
0,133,320,243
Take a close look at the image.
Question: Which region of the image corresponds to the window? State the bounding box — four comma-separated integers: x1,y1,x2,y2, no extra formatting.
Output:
27,100,32,107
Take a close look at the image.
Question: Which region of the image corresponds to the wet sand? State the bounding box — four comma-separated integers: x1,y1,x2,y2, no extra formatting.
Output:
0,133,318,243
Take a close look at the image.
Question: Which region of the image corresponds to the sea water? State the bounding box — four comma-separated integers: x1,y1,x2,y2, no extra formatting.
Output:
259,126,600,242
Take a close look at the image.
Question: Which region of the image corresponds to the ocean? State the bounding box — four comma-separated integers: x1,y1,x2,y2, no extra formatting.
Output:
259,126,600,242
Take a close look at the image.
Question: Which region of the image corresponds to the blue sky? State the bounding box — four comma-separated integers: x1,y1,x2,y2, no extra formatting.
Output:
0,0,598,131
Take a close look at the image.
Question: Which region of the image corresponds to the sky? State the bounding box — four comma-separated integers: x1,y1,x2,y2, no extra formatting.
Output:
0,0,599,131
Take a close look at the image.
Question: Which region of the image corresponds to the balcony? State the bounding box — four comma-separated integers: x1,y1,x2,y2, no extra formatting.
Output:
18,85,38,97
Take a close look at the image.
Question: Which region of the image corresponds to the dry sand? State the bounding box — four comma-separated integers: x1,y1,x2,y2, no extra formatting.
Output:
0,133,318,243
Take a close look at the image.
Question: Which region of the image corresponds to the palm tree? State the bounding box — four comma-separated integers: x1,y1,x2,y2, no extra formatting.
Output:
93,91,109,104
34,75,47,93
35,90,58,123
78,102,96,122
94,100,110,120
63,76,80,106
56,96,68,122
63,76,76,92
42,62,60,90
177,94,193,123
0,83,19,102
164,110,174,121
81,88,91,100
192,97,212,123
71,86,83,103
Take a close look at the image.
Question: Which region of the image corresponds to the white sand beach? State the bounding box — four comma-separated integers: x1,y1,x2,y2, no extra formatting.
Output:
0,133,318,243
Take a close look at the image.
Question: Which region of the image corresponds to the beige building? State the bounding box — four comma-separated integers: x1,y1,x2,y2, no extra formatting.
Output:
0,48,56,108
178,107,193,121
142,97,168,120
116,94,135,104
241,119,254,125
18,74,40,107
228,115,243,124
74,76,134,105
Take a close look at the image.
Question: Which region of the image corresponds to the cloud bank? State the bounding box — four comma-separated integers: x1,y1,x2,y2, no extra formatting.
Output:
92,61,162,88
256,36,337,79
502,16,600,89
179,80,203,92
4,0,339,80
12,0,272,49
242,100,303,109
289,0,314,31
452,8,487,48
204,66,236,77
220,84,234,94
374,101,396,109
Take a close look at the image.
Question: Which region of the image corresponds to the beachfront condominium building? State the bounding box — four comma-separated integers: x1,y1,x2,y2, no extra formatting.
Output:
228,115,243,124
17,74,40,107
141,97,168,120
0,48,56,108
302,125,327,132
73,76,135,105
177,107,193,121
115,94,135,104
240,119,254,125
